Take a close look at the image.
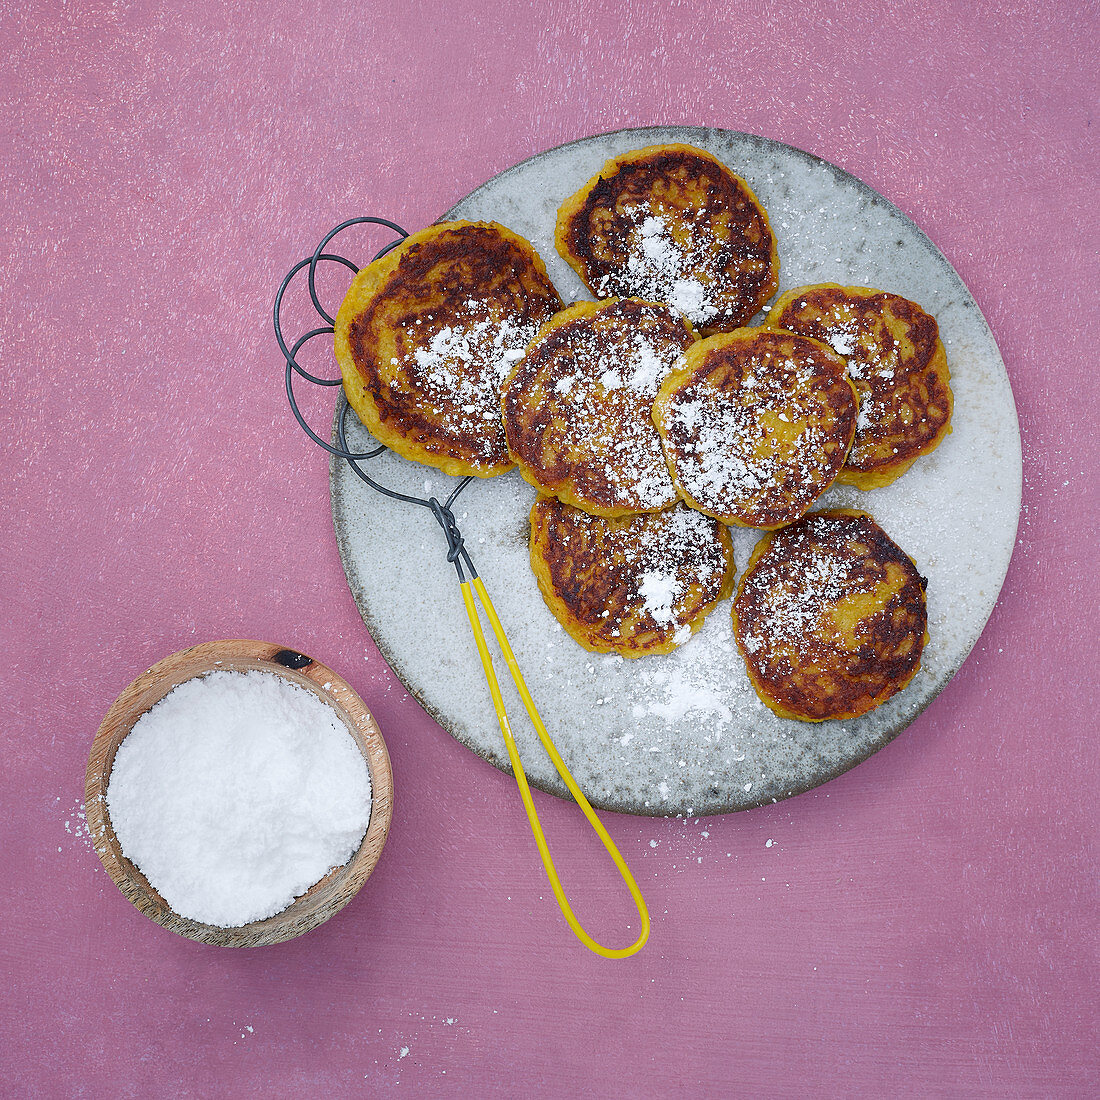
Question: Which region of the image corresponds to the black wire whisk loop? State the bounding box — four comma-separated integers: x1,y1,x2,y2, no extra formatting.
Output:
273,216,477,577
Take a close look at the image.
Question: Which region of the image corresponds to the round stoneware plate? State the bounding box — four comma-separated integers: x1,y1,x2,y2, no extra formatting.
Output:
329,126,1021,817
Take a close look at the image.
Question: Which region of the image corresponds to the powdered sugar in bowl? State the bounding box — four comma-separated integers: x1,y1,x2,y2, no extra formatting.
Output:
85,640,393,947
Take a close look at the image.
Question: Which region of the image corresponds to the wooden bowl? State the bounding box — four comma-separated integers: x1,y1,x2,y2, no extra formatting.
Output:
85,639,393,947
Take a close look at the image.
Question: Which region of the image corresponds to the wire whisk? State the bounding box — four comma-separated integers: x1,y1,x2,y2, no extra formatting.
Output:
274,218,649,959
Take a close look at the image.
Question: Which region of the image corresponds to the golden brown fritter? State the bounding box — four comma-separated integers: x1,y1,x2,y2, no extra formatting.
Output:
555,144,779,335
529,498,735,657
768,284,953,489
501,298,696,517
652,329,858,529
732,510,928,721
334,221,562,478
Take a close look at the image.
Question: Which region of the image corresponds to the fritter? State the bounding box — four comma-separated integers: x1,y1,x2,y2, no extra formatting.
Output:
652,329,858,529
502,298,696,517
555,144,779,335
733,510,928,721
768,284,953,489
334,220,562,478
529,497,735,658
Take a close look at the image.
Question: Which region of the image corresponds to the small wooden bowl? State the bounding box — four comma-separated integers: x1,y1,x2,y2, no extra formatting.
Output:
86,639,393,947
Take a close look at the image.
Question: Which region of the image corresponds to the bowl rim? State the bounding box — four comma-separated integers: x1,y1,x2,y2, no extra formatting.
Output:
85,638,393,947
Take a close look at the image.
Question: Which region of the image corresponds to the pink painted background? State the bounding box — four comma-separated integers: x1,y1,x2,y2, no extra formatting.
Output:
2,1,1097,1096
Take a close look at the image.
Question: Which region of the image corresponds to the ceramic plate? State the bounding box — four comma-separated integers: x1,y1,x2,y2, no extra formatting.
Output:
329,126,1021,816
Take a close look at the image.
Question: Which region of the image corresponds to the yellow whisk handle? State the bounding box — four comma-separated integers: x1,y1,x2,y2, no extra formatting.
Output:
458,577,650,960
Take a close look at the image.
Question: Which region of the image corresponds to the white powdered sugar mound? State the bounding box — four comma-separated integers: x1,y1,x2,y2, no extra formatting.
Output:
107,671,372,927
826,321,860,360
638,570,679,626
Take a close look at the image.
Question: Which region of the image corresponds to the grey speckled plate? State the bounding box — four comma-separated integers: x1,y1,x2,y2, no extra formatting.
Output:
330,126,1021,817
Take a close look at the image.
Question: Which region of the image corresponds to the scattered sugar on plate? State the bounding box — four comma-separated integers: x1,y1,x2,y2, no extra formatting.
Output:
106,670,372,928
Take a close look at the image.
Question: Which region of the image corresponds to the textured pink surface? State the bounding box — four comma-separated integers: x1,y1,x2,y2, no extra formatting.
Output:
2,2,1097,1096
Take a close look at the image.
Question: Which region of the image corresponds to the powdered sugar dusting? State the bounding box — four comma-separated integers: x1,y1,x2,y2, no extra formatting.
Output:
504,300,693,511
406,300,539,462
608,507,726,637
660,339,851,526
634,609,757,730
535,501,731,653
639,570,679,626
772,292,944,471
738,516,857,659
596,212,721,327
